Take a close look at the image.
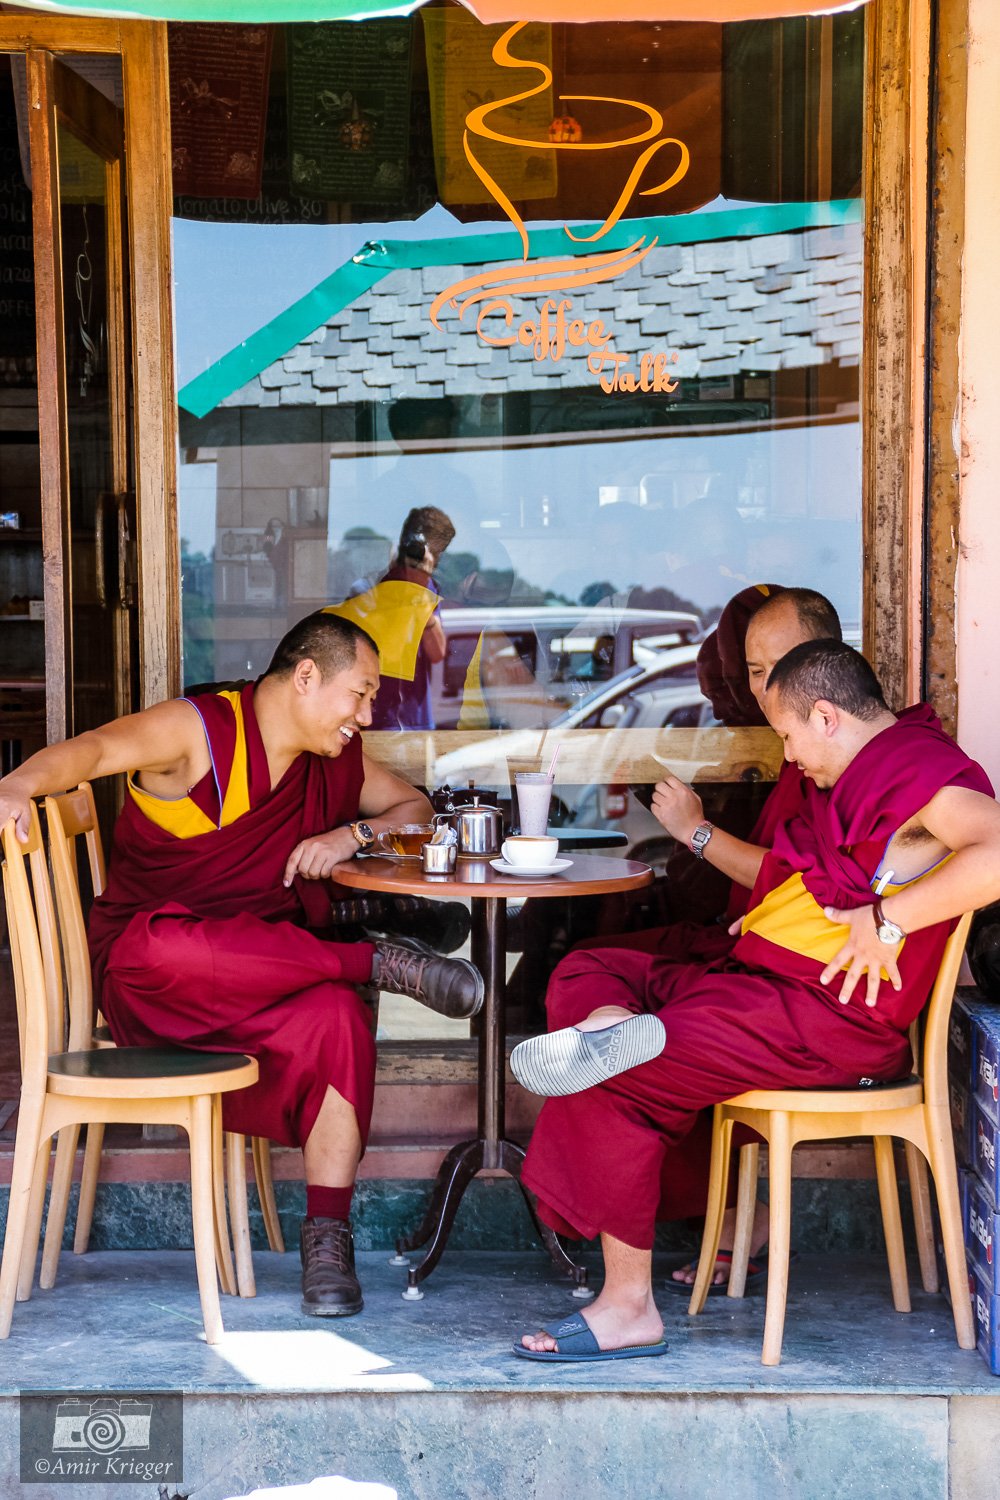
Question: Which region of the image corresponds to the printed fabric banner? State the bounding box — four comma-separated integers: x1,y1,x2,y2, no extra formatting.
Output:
422,8,556,208
3,3,867,24
168,22,273,200
286,19,413,204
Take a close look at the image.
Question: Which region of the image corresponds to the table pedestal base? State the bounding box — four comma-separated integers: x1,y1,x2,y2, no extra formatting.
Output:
395,1136,590,1297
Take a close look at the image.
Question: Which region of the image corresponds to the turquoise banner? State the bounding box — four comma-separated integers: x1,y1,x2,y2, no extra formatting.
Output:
177,196,862,419
15,0,422,19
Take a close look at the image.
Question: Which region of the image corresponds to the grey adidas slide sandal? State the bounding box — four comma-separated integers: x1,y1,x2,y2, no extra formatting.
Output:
510,1013,666,1098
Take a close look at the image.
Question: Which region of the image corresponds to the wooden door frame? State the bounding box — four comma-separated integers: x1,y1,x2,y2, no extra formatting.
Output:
0,14,179,740
862,0,932,714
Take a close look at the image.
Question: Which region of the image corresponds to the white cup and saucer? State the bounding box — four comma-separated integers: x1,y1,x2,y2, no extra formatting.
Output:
490,836,572,879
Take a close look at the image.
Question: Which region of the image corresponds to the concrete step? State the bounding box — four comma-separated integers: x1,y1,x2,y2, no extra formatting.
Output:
0,1251,996,1500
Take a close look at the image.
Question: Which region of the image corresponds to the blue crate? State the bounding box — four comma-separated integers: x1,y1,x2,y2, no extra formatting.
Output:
969,1260,1000,1376
972,1101,1000,1204
965,1172,1000,1293
972,1007,1000,1123
951,1077,972,1167
950,1000,976,1083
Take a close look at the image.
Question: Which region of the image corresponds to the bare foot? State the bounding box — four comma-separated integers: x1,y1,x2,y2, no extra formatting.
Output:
670,1198,770,1287
520,1289,663,1355
575,1006,634,1034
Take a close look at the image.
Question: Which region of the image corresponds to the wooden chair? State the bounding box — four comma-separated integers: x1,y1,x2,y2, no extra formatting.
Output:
688,913,976,1366
41,785,285,1293
0,809,258,1343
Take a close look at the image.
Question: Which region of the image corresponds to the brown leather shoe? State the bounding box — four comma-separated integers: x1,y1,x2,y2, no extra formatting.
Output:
300,1217,363,1317
374,936,484,1019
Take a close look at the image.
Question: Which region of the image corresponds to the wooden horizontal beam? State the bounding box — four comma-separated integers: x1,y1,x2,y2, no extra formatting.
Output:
365,726,783,787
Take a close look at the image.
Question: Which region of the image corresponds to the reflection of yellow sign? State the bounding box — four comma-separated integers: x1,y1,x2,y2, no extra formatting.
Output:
432,21,687,394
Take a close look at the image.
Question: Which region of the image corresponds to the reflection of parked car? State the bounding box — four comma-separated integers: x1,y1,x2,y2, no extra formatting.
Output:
431,607,701,730
433,652,720,856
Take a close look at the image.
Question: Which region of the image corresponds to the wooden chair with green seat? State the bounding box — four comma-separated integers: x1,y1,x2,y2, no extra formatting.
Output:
688,912,976,1366
41,784,285,1296
0,808,259,1343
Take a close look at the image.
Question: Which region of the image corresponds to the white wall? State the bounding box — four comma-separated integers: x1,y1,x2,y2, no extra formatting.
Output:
956,0,1000,788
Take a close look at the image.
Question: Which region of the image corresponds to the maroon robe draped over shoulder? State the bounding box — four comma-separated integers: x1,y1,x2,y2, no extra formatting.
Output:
89,684,377,1149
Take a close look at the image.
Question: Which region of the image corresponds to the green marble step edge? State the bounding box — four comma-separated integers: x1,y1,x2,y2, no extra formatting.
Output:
0,1175,903,1255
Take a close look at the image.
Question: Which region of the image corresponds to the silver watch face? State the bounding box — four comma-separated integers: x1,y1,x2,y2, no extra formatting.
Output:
876,920,904,945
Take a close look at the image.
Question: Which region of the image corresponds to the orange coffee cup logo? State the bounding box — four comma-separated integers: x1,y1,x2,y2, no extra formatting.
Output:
430,22,686,395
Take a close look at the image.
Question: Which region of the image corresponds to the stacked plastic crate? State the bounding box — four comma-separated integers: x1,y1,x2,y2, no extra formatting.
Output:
951,992,1000,1372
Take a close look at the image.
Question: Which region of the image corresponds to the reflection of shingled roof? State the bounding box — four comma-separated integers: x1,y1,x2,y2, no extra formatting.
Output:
223,220,861,409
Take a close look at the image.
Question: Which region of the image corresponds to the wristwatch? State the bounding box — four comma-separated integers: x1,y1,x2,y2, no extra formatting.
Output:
349,821,375,850
689,822,714,861
873,899,906,945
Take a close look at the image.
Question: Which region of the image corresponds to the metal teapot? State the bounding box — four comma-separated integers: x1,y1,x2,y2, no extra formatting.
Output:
431,781,499,816
433,791,503,857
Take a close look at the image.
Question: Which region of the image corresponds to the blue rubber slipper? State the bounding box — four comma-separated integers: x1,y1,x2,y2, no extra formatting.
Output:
512,1311,668,1363
664,1248,770,1297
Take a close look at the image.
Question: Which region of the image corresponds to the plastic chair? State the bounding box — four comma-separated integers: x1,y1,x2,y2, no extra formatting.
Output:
0,809,259,1343
42,785,286,1288
688,913,976,1366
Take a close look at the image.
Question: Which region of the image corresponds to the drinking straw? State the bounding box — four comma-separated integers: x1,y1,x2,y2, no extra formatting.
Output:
546,743,562,781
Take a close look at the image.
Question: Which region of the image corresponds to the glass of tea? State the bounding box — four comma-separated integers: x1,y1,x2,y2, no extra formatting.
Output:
375,824,434,857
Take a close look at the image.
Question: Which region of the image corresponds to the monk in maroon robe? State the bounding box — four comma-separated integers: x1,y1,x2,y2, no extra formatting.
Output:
511,640,1000,1362
580,586,843,1268
0,611,483,1321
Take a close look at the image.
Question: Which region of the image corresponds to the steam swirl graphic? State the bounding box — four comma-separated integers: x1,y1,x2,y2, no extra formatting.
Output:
463,20,690,260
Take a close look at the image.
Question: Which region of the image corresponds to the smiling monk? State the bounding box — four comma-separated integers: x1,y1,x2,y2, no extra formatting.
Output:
0,611,483,1320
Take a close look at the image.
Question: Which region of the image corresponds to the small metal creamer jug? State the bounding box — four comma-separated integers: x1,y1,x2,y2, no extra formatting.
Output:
452,795,503,857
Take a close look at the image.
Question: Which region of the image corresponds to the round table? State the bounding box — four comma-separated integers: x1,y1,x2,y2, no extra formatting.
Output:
336,852,652,1294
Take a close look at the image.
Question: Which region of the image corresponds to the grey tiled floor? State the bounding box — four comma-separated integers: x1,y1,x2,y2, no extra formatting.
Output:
0,1249,995,1397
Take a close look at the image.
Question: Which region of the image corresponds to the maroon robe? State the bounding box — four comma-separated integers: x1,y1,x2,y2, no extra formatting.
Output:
89,684,377,1149
571,760,807,1219
522,709,993,1248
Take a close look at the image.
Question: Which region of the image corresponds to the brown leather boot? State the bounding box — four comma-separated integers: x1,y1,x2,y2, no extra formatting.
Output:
374,936,484,1019
299,1217,363,1317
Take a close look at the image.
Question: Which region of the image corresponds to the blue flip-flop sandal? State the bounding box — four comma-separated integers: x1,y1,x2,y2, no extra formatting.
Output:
664,1248,770,1296
513,1311,668,1363
510,1014,666,1098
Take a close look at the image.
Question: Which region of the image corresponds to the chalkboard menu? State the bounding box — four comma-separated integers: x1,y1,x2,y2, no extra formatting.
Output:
287,20,413,204
0,66,35,371
169,23,273,201
173,86,327,226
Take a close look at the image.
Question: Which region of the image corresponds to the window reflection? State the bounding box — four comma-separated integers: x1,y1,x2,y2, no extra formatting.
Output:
174,9,865,781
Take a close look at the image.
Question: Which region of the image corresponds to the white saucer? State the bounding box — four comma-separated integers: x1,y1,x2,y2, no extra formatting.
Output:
489,856,573,879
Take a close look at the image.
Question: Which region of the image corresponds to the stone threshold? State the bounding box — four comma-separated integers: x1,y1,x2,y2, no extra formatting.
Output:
0,1252,995,1499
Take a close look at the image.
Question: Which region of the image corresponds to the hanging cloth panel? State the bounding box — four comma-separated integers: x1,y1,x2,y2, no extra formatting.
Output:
422,9,556,208
286,19,413,203
168,22,273,200
4,3,868,22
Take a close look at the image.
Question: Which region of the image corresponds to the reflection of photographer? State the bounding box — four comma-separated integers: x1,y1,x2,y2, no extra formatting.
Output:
370,506,455,731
